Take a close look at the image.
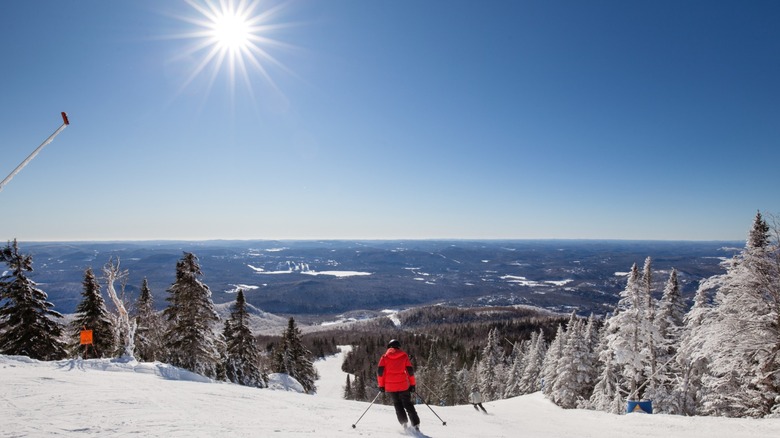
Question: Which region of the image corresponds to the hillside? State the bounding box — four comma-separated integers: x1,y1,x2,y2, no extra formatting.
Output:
2,351,778,437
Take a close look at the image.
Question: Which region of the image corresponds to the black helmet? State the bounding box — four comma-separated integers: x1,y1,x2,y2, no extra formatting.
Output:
388,339,401,349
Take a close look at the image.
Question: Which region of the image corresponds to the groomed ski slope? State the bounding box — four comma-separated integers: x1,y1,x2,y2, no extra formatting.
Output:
1,348,779,437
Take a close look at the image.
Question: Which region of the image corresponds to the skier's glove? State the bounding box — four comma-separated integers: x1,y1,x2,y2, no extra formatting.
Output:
409,385,415,393
379,387,385,393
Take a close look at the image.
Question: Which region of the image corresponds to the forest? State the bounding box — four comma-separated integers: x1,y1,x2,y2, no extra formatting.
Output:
2,213,778,418
306,213,780,418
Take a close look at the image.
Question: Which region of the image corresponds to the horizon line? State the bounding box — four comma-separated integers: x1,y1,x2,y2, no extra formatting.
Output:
9,237,747,244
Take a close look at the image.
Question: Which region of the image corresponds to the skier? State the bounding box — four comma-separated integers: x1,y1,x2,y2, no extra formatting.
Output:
377,339,420,431
469,387,488,413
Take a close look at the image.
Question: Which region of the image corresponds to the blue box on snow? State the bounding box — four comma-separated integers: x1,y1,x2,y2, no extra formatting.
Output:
626,400,653,414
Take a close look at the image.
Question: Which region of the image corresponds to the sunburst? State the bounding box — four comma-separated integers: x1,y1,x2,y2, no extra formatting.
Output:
173,0,295,103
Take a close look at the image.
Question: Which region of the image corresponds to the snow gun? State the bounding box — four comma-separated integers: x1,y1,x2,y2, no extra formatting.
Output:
0,112,70,193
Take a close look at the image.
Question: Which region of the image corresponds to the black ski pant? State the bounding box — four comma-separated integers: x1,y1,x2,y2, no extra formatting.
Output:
390,390,420,426
473,402,487,413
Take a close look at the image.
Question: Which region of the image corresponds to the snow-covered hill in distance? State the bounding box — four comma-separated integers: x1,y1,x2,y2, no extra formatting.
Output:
3,347,778,438
19,240,738,317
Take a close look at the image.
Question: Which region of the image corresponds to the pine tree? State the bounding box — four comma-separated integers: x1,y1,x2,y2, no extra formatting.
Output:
552,317,593,408
581,314,601,399
674,276,714,416
419,342,444,399
698,213,780,417
605,263,653,401
0,239,66,360
519,330,546,394
657,269,686,354
478,327,505,401
641,257,661,398
442,360,459,405
456,364,472,405
273,317,318,393
652,268,687,414
133,278,164,362
223,289,266,388
354,371,367,401
344,375,353,400
588,318,624,414
748,210,770,250
504,340,527,398
70,267,116,358
163,252,222,378
541,324,566,397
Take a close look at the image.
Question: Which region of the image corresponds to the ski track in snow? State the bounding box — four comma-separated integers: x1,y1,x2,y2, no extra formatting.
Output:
2,351,780,437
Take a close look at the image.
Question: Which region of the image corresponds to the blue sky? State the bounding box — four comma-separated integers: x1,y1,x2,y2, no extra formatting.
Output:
1,0,778,241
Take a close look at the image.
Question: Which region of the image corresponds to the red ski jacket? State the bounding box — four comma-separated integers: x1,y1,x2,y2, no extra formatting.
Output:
377,347,416,392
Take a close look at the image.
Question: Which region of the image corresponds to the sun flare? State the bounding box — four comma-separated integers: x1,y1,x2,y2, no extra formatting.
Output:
211,11,251,52
174,0,294,103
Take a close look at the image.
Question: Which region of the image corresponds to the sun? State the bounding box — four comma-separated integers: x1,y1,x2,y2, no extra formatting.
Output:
173,0,294,103
211,10,252,52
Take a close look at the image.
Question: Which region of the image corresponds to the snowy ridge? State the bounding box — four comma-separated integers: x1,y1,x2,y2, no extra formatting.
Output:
213,301,288,335
3,353,780,437
3,355,213,383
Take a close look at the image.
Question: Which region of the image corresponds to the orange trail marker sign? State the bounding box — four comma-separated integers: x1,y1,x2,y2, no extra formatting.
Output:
80,329,93,346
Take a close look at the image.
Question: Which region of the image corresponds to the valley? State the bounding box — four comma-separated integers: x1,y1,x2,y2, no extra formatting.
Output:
17,239,739,319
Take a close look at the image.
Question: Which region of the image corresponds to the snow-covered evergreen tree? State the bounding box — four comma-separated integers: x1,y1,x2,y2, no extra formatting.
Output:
273,317,318,393
354,372,367,401
552,316,594,408
640,257,662,399
223,289,266,388
344,375,353,400
605,263,653,401
588,317,624,414
580,314,601,398
541,324,566,397
442,360,459,405
70,267,116,358
504,340,527,398
698,212,780,417
163,252,222,378
467,357,480,398
133,278,164,362
418,342,444,399
478,327,506,401
0,239,66,360
652,268,687,414
674,275,714,416
519,329,546,394
658,269,686,350
456,363,472,405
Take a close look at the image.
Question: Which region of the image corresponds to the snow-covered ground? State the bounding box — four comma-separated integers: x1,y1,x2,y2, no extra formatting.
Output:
2,349,779,437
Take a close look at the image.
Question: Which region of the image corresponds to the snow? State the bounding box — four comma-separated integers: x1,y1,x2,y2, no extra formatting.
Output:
225,284,260,293
544,279,573,286
247,263,371,277
267,373,306,393
314,345,354,398
301,270,371,278
381,309,402,326
2,352,780,437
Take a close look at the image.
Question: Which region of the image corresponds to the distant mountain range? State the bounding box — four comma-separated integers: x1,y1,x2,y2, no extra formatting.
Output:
12,240,741,317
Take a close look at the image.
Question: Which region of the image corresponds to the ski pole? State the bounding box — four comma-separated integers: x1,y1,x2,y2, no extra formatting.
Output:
417,393,447,426
351,392,381,429
0,112,70,193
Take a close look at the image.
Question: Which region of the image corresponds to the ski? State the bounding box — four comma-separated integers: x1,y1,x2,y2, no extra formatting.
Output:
402,424,429,438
